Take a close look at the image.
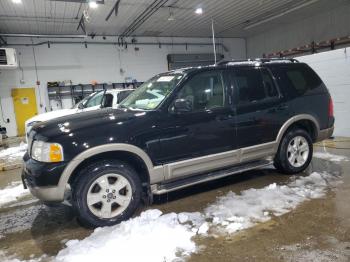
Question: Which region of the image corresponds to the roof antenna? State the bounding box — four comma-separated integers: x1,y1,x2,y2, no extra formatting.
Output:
211,19,217,65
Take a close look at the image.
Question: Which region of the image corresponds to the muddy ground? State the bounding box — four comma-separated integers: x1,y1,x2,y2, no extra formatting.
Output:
0,139,349,261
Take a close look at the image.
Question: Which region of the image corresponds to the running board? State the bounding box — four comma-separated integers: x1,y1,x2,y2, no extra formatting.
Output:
152,160,272,195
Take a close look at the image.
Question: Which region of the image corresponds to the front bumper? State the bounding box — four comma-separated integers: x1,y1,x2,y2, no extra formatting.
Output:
22,153,68,202
316,126,334,142
23,179,66,202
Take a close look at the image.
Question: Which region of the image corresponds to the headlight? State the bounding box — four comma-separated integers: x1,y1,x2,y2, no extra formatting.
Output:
31,141,64,162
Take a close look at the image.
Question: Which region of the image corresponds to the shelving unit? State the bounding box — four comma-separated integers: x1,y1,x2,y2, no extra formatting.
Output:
47,81,143,110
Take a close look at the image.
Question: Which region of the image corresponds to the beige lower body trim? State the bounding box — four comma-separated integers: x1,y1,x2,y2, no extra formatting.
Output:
316,126,334,142
28,185,66,202
161,141,277,181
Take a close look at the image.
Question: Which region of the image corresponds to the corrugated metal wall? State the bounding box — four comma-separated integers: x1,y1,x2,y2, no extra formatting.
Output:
298,48,350,137
247,3,350,58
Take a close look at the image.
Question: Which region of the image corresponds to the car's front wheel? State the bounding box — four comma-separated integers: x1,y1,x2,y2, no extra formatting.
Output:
72,160,142,228
274,128,313,174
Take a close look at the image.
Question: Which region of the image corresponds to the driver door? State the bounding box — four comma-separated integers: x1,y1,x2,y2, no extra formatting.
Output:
157,70,236,179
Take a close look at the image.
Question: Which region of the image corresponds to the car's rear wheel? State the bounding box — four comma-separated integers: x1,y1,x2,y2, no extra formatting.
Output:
274,128,313,174
72,160,142,228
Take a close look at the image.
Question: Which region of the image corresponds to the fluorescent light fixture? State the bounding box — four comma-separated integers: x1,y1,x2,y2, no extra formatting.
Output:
168,8,175,21
195,7,203,15
89,1,98,9
244,0,319,30
12,0,22,4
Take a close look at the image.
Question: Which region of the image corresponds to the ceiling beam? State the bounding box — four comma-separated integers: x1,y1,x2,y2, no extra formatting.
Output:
50,0,104,4
105,0,121,21
77,14,86,34
0,33,87,39
119,0,169,40
0,36,7,46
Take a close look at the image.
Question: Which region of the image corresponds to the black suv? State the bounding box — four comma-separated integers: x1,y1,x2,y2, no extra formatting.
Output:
22,58,334,227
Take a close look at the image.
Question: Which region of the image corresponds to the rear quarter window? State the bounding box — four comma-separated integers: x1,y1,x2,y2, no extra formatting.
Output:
274,64,324,96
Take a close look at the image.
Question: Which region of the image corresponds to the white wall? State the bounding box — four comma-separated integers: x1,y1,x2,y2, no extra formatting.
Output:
298,48,350,137
0,36,246,137
247,3,350,58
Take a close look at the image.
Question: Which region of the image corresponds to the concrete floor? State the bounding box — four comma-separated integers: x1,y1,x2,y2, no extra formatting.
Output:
0,139,349,261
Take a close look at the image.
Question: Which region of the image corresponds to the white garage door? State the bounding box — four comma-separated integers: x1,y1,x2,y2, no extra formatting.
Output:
298,48,350,137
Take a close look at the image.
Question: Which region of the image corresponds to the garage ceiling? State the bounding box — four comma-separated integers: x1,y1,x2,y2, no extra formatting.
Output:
0,0,347,37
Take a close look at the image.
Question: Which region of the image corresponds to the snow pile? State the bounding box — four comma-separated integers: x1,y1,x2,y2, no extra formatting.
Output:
53,172,339,262
56,210,197,262
0,142,27,163
204,172,339,233
0,181,29,207
313,152,349,162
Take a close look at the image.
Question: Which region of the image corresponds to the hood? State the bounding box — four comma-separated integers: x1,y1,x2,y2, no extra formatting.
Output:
26,108,78,125
31,107,148,140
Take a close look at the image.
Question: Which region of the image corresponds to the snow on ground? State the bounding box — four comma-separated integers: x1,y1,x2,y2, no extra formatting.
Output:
0,142,27,164
0,181,30,208
313,151,349,162
54,171,340,262
56,210,197,262
205,172,340,234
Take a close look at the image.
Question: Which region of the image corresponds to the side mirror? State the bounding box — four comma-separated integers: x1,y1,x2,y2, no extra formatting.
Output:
77,103,84,110
173,98,192,113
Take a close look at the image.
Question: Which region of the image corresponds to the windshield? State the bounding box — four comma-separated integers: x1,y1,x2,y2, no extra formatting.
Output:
72,91,105,109
119,74,183,110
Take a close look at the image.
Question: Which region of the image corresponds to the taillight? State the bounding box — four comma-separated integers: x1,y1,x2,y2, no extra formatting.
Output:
328,97,334,117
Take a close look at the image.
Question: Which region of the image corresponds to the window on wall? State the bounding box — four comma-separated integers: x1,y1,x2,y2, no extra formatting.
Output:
176,71,225,111
234,68,279,105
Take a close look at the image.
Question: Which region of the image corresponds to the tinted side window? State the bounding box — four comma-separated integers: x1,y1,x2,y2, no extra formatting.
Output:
234,68,266,104
281,65,322,95
117,90,133,104
261,69,279,98
177,71,225,111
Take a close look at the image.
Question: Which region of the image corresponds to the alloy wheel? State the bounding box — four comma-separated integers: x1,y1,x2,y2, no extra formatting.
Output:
86,173,132,219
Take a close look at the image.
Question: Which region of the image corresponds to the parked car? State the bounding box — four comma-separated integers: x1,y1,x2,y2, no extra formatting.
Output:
22,58,334,227
25,89,133,139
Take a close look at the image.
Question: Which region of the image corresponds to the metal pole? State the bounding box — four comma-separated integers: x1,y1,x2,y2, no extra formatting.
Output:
211,19,217,64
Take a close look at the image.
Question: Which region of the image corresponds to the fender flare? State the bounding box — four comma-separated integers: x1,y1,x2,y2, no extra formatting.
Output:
275,114,320,147
56,144,163,198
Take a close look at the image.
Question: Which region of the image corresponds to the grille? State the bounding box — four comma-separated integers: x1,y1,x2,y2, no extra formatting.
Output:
0,49,7,65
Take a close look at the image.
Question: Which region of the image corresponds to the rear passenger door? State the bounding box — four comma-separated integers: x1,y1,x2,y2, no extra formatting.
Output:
232,67,289,148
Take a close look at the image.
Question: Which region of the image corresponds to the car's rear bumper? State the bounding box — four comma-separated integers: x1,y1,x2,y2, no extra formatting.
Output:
317,126,334,142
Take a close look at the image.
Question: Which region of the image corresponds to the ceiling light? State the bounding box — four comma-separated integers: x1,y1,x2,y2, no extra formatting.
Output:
195,7,203,15
89,1,98,9
12,0,22,4
168,8,175,21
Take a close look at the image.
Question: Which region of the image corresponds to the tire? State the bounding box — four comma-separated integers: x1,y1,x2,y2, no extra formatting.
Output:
72,160,142,228
274,128,313,174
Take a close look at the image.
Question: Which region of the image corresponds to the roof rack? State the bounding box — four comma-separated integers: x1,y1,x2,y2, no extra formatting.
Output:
218,58,299,65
